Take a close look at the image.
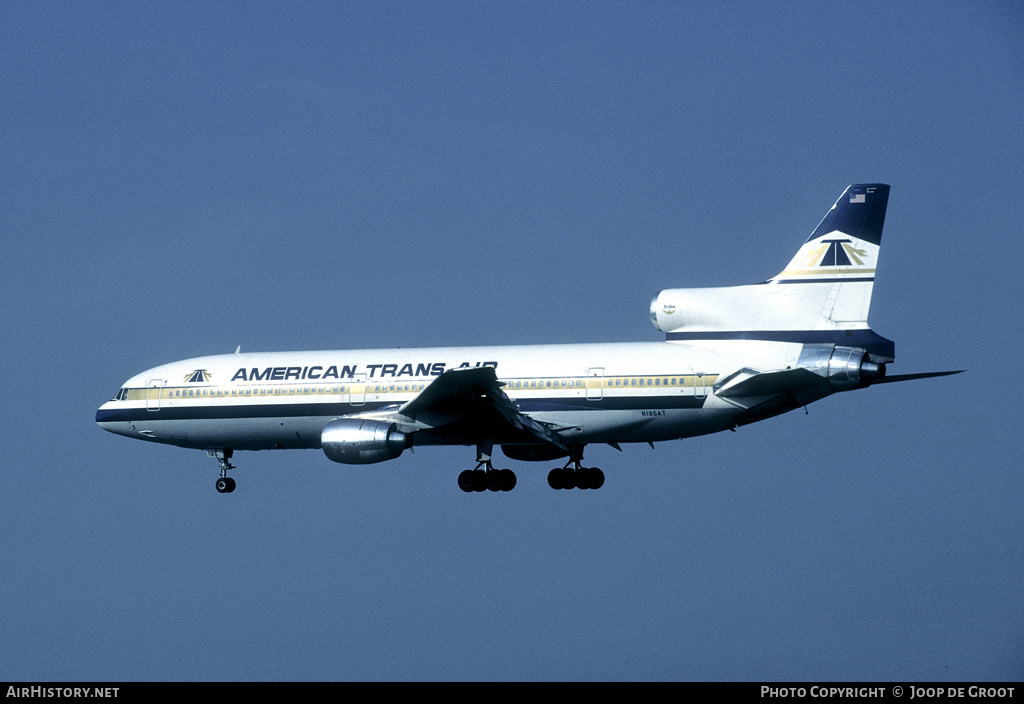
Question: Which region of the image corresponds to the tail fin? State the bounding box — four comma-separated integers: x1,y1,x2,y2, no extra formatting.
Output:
650,184,895,361
771,183,889,285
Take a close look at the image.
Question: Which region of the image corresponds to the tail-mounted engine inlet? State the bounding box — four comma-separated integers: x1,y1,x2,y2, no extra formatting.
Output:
799,345,886,391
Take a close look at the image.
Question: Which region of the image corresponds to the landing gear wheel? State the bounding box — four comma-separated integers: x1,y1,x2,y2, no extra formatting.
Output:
485,468,517,492
486,470,503,492
472,469,487,492
575,467,605,490
548,467,563,490
458,470,475,492
561,467,578,490
215,477,236,493
577,468,591,490
548,467,581,490
499,468,517,492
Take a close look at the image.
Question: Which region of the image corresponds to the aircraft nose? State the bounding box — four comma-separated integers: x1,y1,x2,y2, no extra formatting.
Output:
96,401,121,432
96,403,136,439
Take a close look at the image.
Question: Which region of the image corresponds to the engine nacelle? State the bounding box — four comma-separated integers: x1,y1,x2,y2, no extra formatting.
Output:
321,418,410,465
798,345,886,391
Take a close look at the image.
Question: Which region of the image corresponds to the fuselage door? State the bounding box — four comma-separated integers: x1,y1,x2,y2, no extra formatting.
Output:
350,373,366,406
586,367,604,401
146,379,164,411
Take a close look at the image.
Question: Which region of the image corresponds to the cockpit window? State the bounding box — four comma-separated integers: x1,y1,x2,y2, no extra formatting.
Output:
112,388,129,401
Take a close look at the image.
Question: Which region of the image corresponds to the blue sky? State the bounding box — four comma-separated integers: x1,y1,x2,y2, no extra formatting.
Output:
2,1,1022,681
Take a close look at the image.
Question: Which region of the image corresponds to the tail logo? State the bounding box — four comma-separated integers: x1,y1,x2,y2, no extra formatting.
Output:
803,238,868,268
185,369,212,383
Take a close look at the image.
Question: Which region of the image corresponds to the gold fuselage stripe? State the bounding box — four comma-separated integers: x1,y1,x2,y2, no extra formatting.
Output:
124,373,720,402
776,268,875,277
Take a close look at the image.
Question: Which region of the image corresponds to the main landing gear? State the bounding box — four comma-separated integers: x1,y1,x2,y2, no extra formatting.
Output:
209,449,236,493
458,462,518,493
458,443,517,492
456,443,605,492
548,445,604,490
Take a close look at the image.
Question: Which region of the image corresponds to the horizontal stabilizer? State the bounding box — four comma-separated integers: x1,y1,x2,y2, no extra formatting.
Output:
873,369,965,384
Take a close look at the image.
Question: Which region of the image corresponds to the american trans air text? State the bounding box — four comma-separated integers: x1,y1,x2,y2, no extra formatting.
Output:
229,360,498,382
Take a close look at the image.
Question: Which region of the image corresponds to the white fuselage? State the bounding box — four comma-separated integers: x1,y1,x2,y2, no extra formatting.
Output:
95,338,812,453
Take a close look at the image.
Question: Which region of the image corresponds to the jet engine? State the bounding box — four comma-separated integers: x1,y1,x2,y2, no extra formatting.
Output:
321,418,410,465
798,345,886,391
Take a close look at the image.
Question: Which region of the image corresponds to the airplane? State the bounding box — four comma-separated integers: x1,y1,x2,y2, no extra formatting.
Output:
96,183,962,493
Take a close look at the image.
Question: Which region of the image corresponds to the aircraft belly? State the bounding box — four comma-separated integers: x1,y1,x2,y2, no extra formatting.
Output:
106,417,326,451
527,407,738,444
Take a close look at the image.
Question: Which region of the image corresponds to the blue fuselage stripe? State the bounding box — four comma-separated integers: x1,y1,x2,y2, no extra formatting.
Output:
95,394,707,425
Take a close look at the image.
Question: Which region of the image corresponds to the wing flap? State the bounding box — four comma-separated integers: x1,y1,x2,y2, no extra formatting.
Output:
398,367,567,451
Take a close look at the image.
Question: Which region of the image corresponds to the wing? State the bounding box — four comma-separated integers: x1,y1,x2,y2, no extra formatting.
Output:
392,366,568,450
711,365,842,430
714,367,825,401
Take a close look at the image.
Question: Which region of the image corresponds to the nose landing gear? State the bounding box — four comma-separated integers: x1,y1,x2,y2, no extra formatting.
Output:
208,449,236,493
